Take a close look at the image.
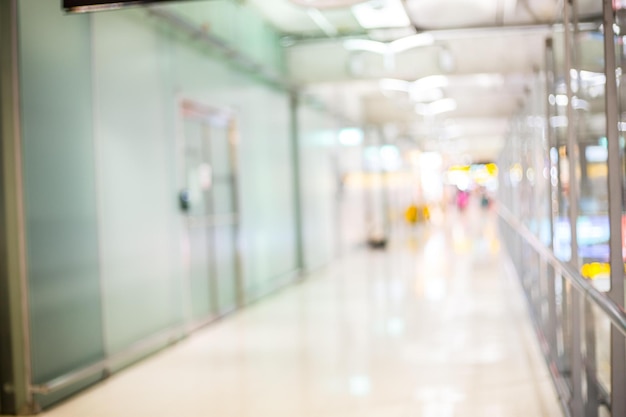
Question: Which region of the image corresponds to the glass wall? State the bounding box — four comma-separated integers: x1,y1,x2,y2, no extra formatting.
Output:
15,0,347,410
298,103,340,271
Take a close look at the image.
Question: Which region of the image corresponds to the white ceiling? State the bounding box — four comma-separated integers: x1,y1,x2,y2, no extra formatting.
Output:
245,0,604,162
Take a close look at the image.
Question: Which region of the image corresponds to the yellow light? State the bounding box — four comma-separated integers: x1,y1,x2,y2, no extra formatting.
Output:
581,262,610,279
485,163,498,176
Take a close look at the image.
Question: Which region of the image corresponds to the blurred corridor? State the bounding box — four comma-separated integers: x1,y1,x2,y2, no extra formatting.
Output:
4,1,626,416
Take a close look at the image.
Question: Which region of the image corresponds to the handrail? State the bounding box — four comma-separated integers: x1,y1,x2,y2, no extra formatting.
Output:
497,204,626,337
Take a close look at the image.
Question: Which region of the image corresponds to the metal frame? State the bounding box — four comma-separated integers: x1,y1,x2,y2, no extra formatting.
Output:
289,92,305,275
603,1,626,416
0,0,34,413
498,203,626,414
562,1,585,408
500,2,626,415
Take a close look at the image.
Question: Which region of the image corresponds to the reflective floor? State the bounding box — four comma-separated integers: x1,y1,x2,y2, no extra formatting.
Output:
40,206,562,417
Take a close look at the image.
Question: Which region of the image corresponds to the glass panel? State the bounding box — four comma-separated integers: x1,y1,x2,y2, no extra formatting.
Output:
92,9,184,355
214,224,238,312
549,31,574,263
209,124,234,215
18,0,105,387
208,123,237,312
184,119,213,319
298,105,338,271
575,30,610,291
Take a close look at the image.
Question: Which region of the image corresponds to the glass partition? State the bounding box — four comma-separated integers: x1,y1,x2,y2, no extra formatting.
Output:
498,2,626,416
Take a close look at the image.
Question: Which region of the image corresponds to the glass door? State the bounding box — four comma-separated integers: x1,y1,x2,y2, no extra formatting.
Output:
180,101,240,323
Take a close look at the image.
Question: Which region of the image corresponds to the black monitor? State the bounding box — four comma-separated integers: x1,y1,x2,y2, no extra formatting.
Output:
63,0,172,12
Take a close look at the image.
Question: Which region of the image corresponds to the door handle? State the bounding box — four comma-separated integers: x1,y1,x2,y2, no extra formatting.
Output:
179,189,190,212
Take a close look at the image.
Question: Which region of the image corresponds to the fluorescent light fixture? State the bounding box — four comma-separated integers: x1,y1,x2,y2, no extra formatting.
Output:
415,98,457,116
351,0,411,29
344,33,433,55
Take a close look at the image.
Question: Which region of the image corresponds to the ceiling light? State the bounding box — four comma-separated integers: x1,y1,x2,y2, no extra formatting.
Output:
379,78,411,92
380,77,446,102
351,0,411,29
389,33,435,53
344,32,433,55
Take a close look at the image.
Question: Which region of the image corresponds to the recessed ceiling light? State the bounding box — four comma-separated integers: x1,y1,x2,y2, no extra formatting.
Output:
351,0,411,29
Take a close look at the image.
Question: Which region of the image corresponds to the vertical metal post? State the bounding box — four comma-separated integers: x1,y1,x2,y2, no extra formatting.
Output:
568,1,600,414
289,92,305,274
0,0,34,413
204,122,219,314
603,1,626,416
564,1,584,415
544,38,560,367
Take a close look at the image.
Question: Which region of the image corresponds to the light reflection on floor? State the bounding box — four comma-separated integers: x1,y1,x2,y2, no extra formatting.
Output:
39,204,562,417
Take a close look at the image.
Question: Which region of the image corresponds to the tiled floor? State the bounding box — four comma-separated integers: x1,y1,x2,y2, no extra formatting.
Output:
40,207,563,417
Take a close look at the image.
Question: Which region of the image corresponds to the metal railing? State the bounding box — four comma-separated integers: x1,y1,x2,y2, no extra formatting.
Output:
498,203,626,417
